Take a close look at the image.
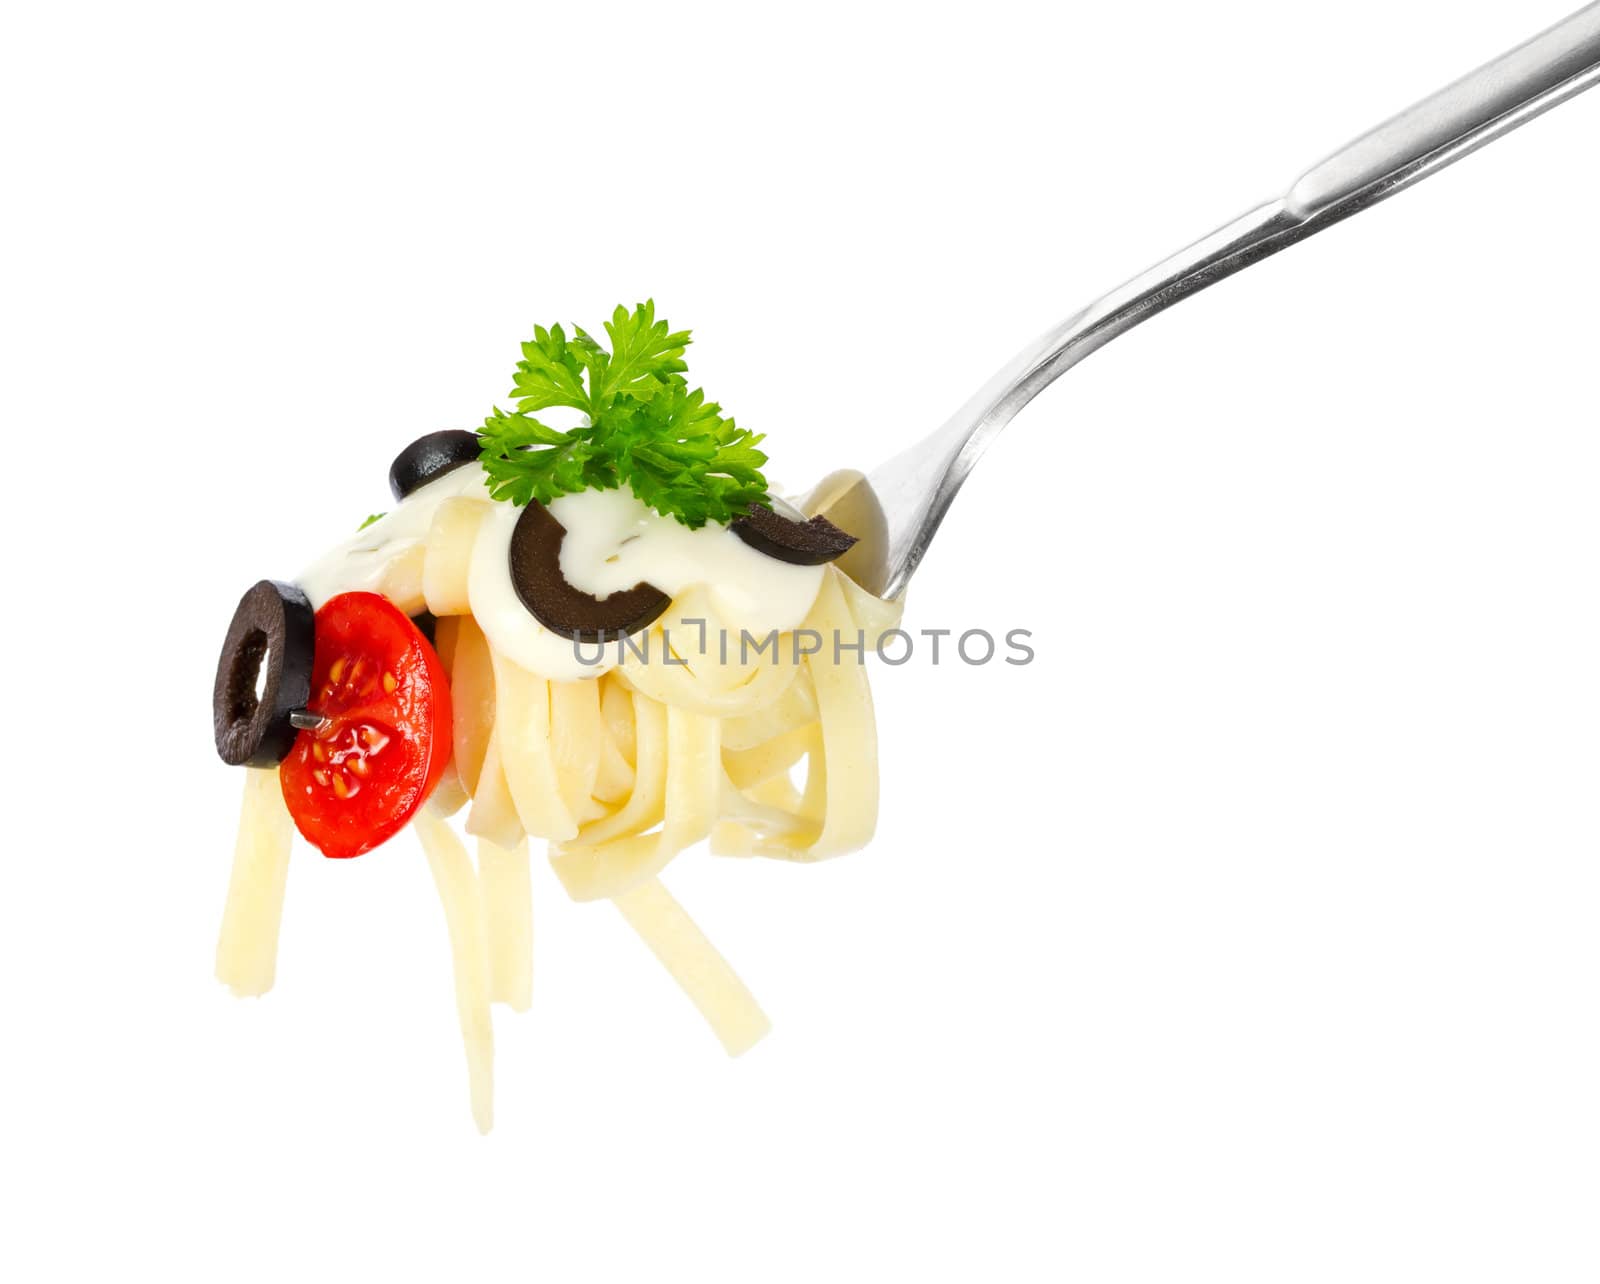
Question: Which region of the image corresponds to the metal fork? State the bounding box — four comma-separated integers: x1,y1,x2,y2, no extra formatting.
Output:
822,3,1600,600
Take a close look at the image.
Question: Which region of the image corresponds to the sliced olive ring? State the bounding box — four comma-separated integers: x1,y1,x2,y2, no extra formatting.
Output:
731,505,858,566
213,580,316,767
509,501,671,642
388,429,481,502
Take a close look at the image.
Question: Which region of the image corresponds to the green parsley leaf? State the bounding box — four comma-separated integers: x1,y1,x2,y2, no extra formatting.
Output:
590,301,691,410
509,323,590,415
603,382,768,528
477,301,770,527
479,408,609,507
359,512,386,530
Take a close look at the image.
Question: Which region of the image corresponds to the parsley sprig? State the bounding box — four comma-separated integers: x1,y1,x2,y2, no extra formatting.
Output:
478,302,770,527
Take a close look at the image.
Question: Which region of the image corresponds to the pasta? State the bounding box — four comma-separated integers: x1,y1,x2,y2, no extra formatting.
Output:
215,767,294,998
217,482,900,1129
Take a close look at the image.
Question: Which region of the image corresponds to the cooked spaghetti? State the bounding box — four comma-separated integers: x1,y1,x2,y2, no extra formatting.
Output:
216,479,898,1131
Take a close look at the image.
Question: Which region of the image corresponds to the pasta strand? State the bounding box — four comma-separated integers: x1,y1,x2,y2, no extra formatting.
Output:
215,767,294,998
415,804,496,1134
479,837,533,1011
612,877,771,1056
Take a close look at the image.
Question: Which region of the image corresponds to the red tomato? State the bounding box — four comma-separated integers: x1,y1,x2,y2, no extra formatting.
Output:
280,592,453,858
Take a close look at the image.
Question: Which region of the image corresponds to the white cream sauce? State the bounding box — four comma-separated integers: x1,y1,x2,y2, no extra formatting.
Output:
299,464,824,681
298,465,488,608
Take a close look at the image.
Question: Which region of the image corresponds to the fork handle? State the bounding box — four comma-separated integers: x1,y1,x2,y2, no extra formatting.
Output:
1288,3,1600,218
867,4,1600,599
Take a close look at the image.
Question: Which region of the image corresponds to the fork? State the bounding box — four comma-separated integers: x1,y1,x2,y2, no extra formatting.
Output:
819,3,1600,600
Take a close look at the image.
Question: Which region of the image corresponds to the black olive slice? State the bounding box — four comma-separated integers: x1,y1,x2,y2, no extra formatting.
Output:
388,430,481,502
213,580,316,767
731,505,859,566
410,609,438,645
509,502,671,642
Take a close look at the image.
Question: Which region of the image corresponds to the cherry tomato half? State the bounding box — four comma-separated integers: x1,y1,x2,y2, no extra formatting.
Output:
280,592,452,858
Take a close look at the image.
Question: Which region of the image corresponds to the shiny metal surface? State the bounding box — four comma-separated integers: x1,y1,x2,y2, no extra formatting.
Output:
853,4,1600,601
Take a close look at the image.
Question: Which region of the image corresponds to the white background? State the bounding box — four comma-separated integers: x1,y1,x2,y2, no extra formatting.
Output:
4,1,1598,1280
